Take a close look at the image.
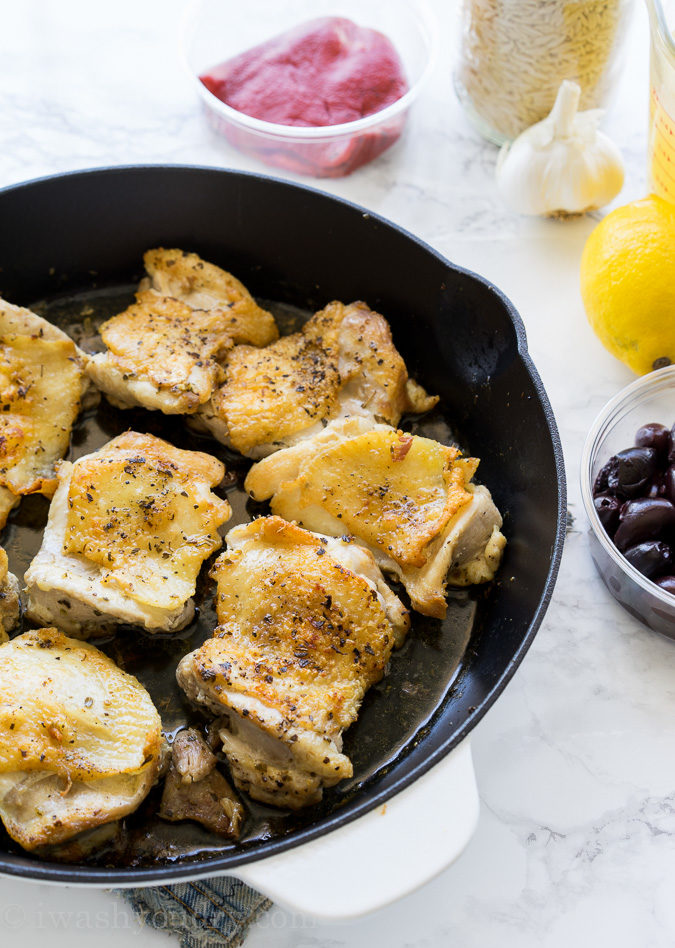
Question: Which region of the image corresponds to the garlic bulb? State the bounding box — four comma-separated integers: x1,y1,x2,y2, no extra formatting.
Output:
496,80,624,217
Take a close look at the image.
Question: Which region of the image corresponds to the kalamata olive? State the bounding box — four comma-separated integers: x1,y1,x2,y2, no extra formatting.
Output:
664,466,675,505
635,422,671,458
654,575,675,595
606,447,659,498
593,456,619,497
594,493,621,535
593,421,675,587
645,474,665,498
623,540,674,578
613,497,675,551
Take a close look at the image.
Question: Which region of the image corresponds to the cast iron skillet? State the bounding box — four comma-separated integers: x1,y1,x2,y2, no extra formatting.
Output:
0,165,566,885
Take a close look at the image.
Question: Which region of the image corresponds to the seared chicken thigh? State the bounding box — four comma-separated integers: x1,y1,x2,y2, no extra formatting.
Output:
0,548,19,642
303,301,437,423
0,299,91,527
140,248,278,348
198,300,437,458
202,336,341,455
0,628,161,852
246,418,506,618
25,432,231,636
86,291,235,414
177,516,409,809
88,246,279,414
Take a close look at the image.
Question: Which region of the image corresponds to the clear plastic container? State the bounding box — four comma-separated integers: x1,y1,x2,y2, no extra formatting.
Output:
455,0,634,145
581,366,675,640
182,0,437,177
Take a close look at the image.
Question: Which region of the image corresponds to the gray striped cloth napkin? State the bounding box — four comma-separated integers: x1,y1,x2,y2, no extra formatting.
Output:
120,878,271,948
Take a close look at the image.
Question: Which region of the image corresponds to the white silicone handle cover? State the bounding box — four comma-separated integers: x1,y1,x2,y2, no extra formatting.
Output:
234,738,479,920
0,739,478,911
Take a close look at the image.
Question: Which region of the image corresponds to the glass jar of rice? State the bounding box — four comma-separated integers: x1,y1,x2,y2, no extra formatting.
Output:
455,0,634,144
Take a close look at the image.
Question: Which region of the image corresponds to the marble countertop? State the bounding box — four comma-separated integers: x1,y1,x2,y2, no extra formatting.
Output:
1,1,674,945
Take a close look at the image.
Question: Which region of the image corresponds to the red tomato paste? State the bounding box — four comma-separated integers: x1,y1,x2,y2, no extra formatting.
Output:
199,17,409,176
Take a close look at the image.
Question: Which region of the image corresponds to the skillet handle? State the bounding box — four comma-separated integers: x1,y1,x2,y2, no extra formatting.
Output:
233,738,479,920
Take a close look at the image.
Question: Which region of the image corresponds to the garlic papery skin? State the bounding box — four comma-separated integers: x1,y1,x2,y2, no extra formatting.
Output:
496,80,625,217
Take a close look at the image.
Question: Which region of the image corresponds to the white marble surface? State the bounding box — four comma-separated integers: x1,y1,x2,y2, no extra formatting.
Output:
1,1,674,945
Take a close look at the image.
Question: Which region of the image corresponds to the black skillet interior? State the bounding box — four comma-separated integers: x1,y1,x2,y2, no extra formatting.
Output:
0,166,566,884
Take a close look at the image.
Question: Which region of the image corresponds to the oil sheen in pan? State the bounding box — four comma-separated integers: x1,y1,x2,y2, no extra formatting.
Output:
0,284,479,867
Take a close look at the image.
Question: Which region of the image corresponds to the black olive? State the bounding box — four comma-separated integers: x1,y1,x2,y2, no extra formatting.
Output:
664,466,675,505
645,474,665,498
635,422,671,458
623,540,674,579
613,498,675,551
669,424,675,464
655,575,675,595
593,456,619,497
606,447,659,498
593,493,621,535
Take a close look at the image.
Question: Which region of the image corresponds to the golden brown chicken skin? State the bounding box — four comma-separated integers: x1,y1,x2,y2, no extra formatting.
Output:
246,417,506,618
303,300,437,424
0,628,162,852
24,431,231,636
177,516,409,809
0,298,91,526
199,300,437,458
86,291,234,414
207,336,341,456
141,248,278,348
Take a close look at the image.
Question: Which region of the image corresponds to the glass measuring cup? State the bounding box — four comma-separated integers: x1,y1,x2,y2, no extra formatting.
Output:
647,0,675,200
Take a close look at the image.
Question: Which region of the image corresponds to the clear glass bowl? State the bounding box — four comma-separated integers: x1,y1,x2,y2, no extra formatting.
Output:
182,0,437,177
581,366,675,639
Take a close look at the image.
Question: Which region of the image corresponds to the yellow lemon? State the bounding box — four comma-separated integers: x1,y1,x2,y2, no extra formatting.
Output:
580,195,675,375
